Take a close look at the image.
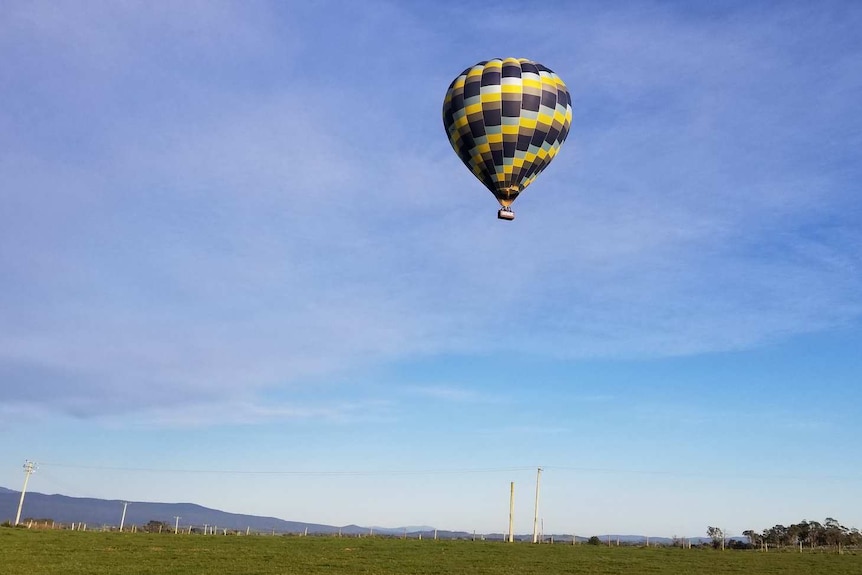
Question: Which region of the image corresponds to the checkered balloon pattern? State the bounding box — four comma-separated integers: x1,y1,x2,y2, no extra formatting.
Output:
442,58,572,207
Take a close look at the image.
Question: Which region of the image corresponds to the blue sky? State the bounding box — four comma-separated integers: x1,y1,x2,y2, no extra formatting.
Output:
1,0,860,537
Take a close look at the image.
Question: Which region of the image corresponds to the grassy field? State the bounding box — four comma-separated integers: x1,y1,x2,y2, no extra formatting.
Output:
1,529,859,575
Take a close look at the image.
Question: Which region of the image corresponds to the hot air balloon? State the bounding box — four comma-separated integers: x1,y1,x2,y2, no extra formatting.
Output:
442,58,572,220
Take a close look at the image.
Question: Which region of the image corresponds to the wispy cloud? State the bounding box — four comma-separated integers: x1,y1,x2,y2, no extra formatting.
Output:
477,424,571,436
404,385,506,404
118,397,397,428
630,402,836,435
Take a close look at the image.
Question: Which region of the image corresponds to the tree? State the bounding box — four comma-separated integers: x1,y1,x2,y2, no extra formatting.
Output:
823,517,848,550
742,529,761,548
792,521,810,549
144,520,170,533
807,521,824,547
706,526,724,549
586,536,601,546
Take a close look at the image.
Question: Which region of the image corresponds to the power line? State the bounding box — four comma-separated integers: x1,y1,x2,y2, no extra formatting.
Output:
30,461,862,483
37,462,536,476
542,465,862,483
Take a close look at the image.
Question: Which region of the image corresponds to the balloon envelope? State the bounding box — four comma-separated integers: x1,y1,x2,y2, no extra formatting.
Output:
442,58,572,207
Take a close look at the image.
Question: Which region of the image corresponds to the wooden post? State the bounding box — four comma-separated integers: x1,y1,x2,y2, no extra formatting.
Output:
508,482,515,543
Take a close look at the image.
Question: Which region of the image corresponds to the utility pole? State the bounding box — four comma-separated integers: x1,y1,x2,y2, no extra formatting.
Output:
532,467,542,544
508,482,515,543
174,516,181,534
15,460,36,525
119,502,129,532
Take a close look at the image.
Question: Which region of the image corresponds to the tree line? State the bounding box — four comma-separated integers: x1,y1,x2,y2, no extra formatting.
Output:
710,518,860,550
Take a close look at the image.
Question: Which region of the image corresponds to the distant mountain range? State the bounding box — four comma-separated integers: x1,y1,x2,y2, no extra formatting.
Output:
0,486,702,543
0,486,466,536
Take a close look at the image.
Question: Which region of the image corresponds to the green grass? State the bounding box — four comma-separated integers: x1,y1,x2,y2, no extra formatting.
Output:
1,530,859,575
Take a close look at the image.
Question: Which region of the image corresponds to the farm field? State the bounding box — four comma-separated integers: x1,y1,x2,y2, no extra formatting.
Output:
1,529,859,575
